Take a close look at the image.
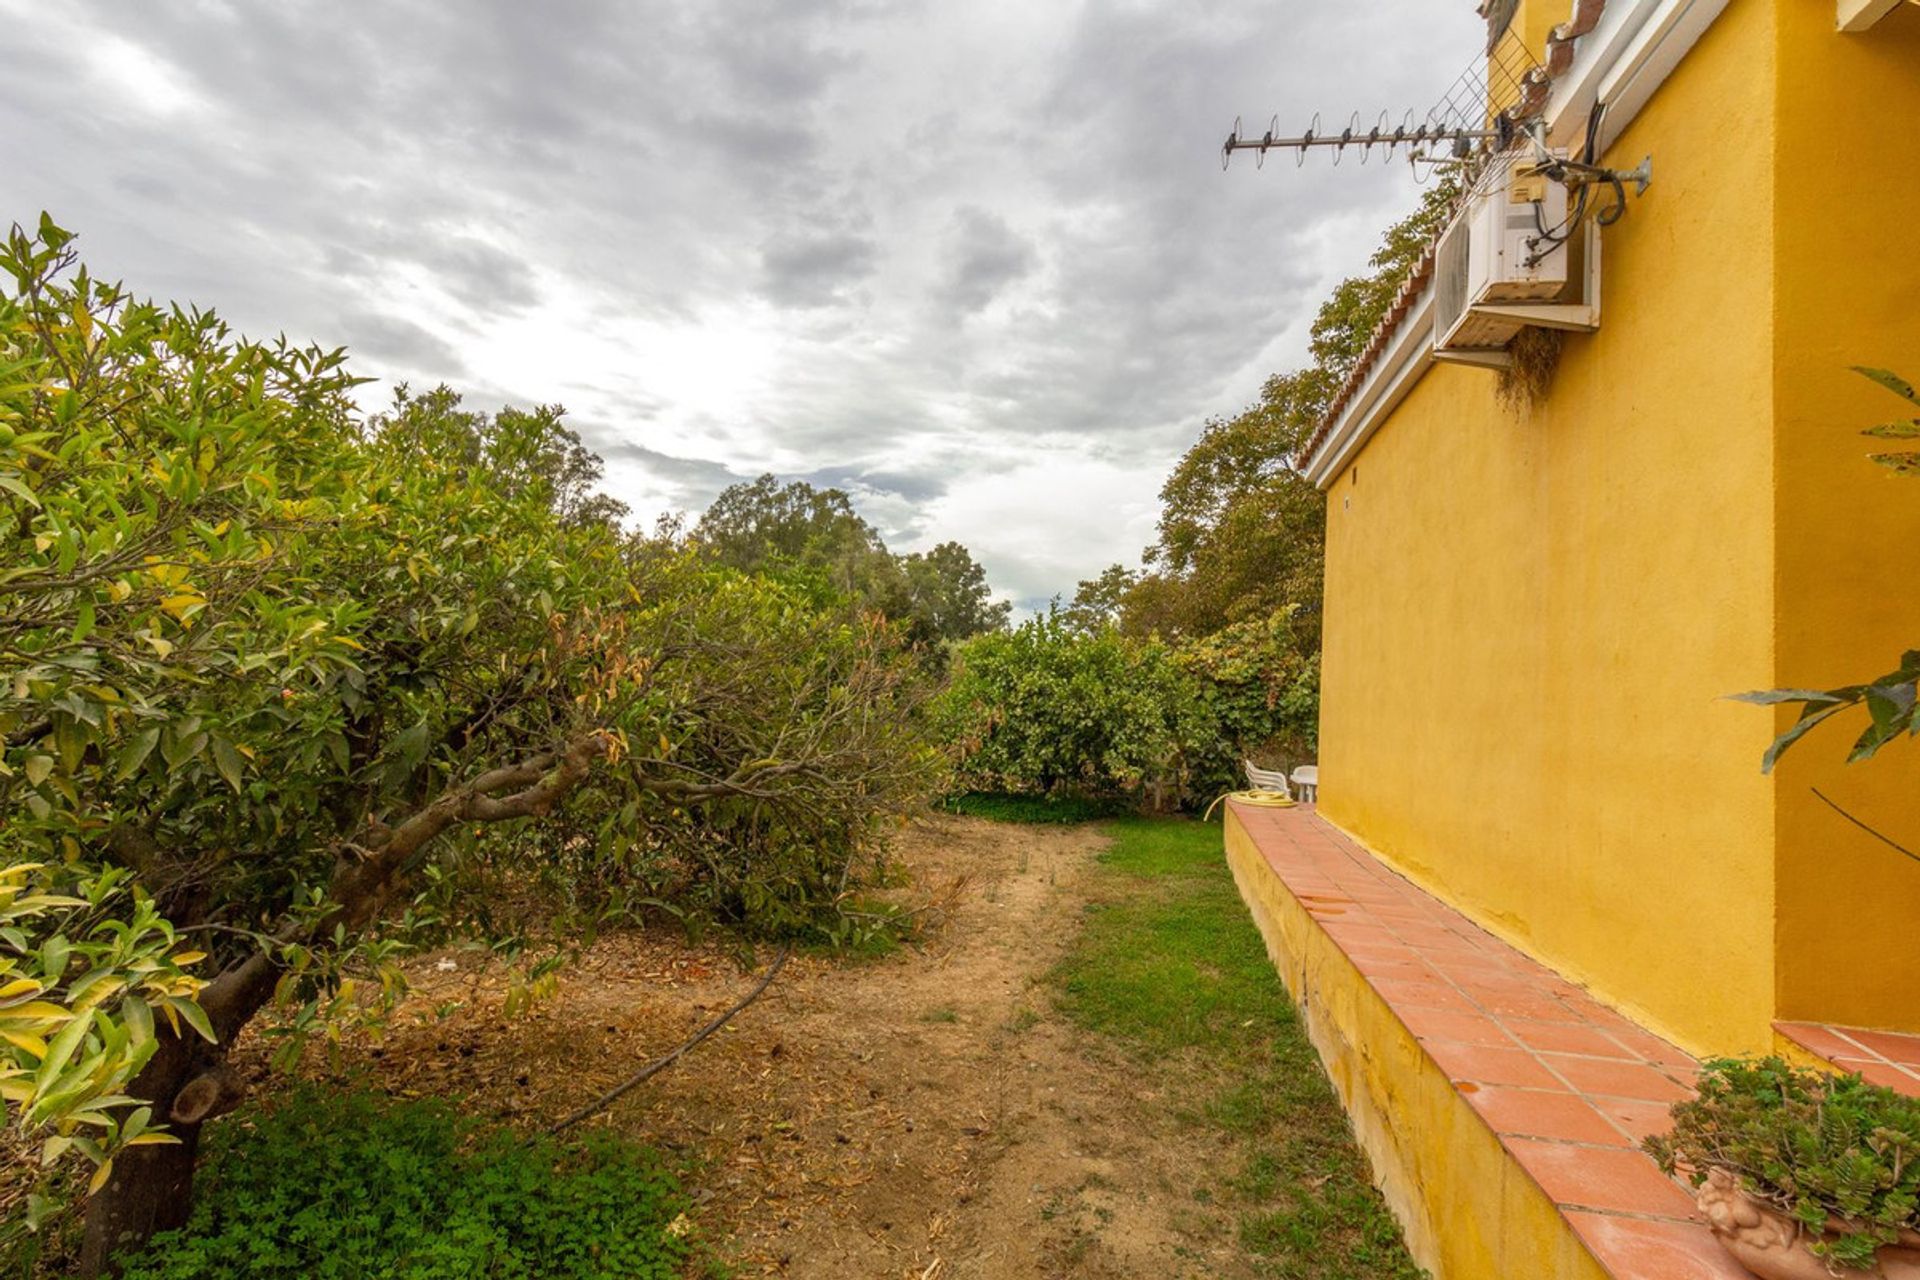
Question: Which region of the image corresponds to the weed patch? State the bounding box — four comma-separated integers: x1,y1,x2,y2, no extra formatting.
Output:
111,1087,699,1280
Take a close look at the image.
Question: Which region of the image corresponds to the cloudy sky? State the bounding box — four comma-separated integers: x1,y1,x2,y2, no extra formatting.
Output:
1,1,1480,611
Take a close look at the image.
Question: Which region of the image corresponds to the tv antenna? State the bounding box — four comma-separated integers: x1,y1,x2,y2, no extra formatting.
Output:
1222,111,1516,171
1222,42,1542,176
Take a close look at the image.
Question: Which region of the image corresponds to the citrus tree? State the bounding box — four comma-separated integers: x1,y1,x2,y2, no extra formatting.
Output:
0,218,936,1273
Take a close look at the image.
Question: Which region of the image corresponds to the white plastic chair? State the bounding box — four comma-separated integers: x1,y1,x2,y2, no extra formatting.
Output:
1242,760,1292,796
1290,765,1318,803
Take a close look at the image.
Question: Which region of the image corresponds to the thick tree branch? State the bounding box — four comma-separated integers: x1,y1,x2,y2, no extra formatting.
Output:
630,757,811,800
197,732,615,1038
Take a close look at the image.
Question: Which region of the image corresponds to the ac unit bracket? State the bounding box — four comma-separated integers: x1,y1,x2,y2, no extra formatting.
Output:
1469,302,1600,333
1432,348,1516,370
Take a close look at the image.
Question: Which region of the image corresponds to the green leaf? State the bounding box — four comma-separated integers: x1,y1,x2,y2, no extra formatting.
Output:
36,213,72,252
1760,703,1846,774
1864,681,1916,727
0,471,42,508
113,726,162,781
389,717,430,773
1853,366,1919,403
168,996,217,1045
121,996,153,1047
40,935,69,985
211,737,245,793
33,1007,94,1094
1730,688,1848,707
1867,451,1920,477
22,755,53,786
1861,419,1920,440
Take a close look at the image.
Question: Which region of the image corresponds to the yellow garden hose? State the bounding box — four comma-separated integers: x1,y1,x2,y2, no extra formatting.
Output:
1202,789,1296,822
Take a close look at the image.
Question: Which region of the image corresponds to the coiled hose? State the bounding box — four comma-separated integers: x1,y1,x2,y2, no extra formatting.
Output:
1202,789,1296,821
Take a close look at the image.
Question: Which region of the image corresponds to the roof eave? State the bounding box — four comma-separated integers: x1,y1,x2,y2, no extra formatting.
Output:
1299,285,1439,489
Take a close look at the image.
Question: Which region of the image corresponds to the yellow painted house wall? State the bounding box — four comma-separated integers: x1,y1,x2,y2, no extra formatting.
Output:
1319,0,1785,1054
1770,1,1920,1031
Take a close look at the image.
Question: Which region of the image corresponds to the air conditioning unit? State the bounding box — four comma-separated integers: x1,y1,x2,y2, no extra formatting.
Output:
1432,152,1591,360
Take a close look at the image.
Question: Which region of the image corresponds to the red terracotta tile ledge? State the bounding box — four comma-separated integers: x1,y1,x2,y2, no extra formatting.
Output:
1776,1020,1920,1097
1226,799,1749,1280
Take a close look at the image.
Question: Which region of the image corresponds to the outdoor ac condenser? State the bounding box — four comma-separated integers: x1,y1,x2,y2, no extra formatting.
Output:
1432,152,1572,353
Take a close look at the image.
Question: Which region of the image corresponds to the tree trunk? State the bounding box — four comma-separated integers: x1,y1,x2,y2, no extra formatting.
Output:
78,964,267,1277
76,736,610,1274
76,1035,206,1277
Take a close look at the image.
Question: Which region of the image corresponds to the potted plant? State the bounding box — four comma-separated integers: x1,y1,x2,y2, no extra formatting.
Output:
1648,1058,1920,1278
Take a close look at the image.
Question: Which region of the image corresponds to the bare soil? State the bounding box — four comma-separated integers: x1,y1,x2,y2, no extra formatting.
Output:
254,815,1259,1278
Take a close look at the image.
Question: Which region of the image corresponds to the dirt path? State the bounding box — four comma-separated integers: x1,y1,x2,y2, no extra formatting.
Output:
275,815,1252,1277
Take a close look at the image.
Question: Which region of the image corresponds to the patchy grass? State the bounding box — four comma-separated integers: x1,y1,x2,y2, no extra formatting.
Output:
937,791,1126,825
1054,816,1426,1280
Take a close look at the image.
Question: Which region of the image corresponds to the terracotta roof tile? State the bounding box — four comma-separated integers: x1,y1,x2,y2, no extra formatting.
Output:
1298,0,1607,473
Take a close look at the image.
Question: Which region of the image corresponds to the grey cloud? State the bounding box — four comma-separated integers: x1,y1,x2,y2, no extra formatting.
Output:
335,311,467,376
758,229,878,308
408,236,541,313
323,232,540,314
938,208,1036,315
593,438,742,488
1,0,1481,606
801,463,950,506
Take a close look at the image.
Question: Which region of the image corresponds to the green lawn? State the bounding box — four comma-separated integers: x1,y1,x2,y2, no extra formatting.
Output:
1054,816,1426,1279
938,791,1127,824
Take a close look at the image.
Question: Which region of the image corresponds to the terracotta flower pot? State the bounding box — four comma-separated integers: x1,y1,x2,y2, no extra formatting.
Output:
1696,1166,1920,1279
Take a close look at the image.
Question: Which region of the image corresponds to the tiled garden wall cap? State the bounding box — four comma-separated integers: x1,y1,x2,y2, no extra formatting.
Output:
1697,1168,1920,1280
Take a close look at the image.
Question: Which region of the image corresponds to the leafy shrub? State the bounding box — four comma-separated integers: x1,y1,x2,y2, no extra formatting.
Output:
1647,1057,1920,1270
113,1088,695,1280
936,614,1201,804
1172,611,1319,787
937,610,1315,809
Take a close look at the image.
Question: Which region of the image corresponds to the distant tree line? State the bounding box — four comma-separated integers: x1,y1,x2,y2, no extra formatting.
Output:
693,474,1009,648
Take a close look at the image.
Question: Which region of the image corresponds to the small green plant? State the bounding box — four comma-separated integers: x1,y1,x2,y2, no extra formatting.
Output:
109,1087,696,1279
1005,1006,1041,1033
1647,1057,1920,1271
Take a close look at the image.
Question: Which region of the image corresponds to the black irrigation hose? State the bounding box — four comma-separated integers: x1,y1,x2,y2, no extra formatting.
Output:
546,943,792,1136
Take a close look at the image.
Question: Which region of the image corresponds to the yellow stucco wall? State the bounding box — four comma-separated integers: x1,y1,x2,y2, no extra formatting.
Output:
1490,2,1572,118
1225,812,1611,1280
1319,0,1783,1055
1514,0,1570,62
1769,1,1920,1031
